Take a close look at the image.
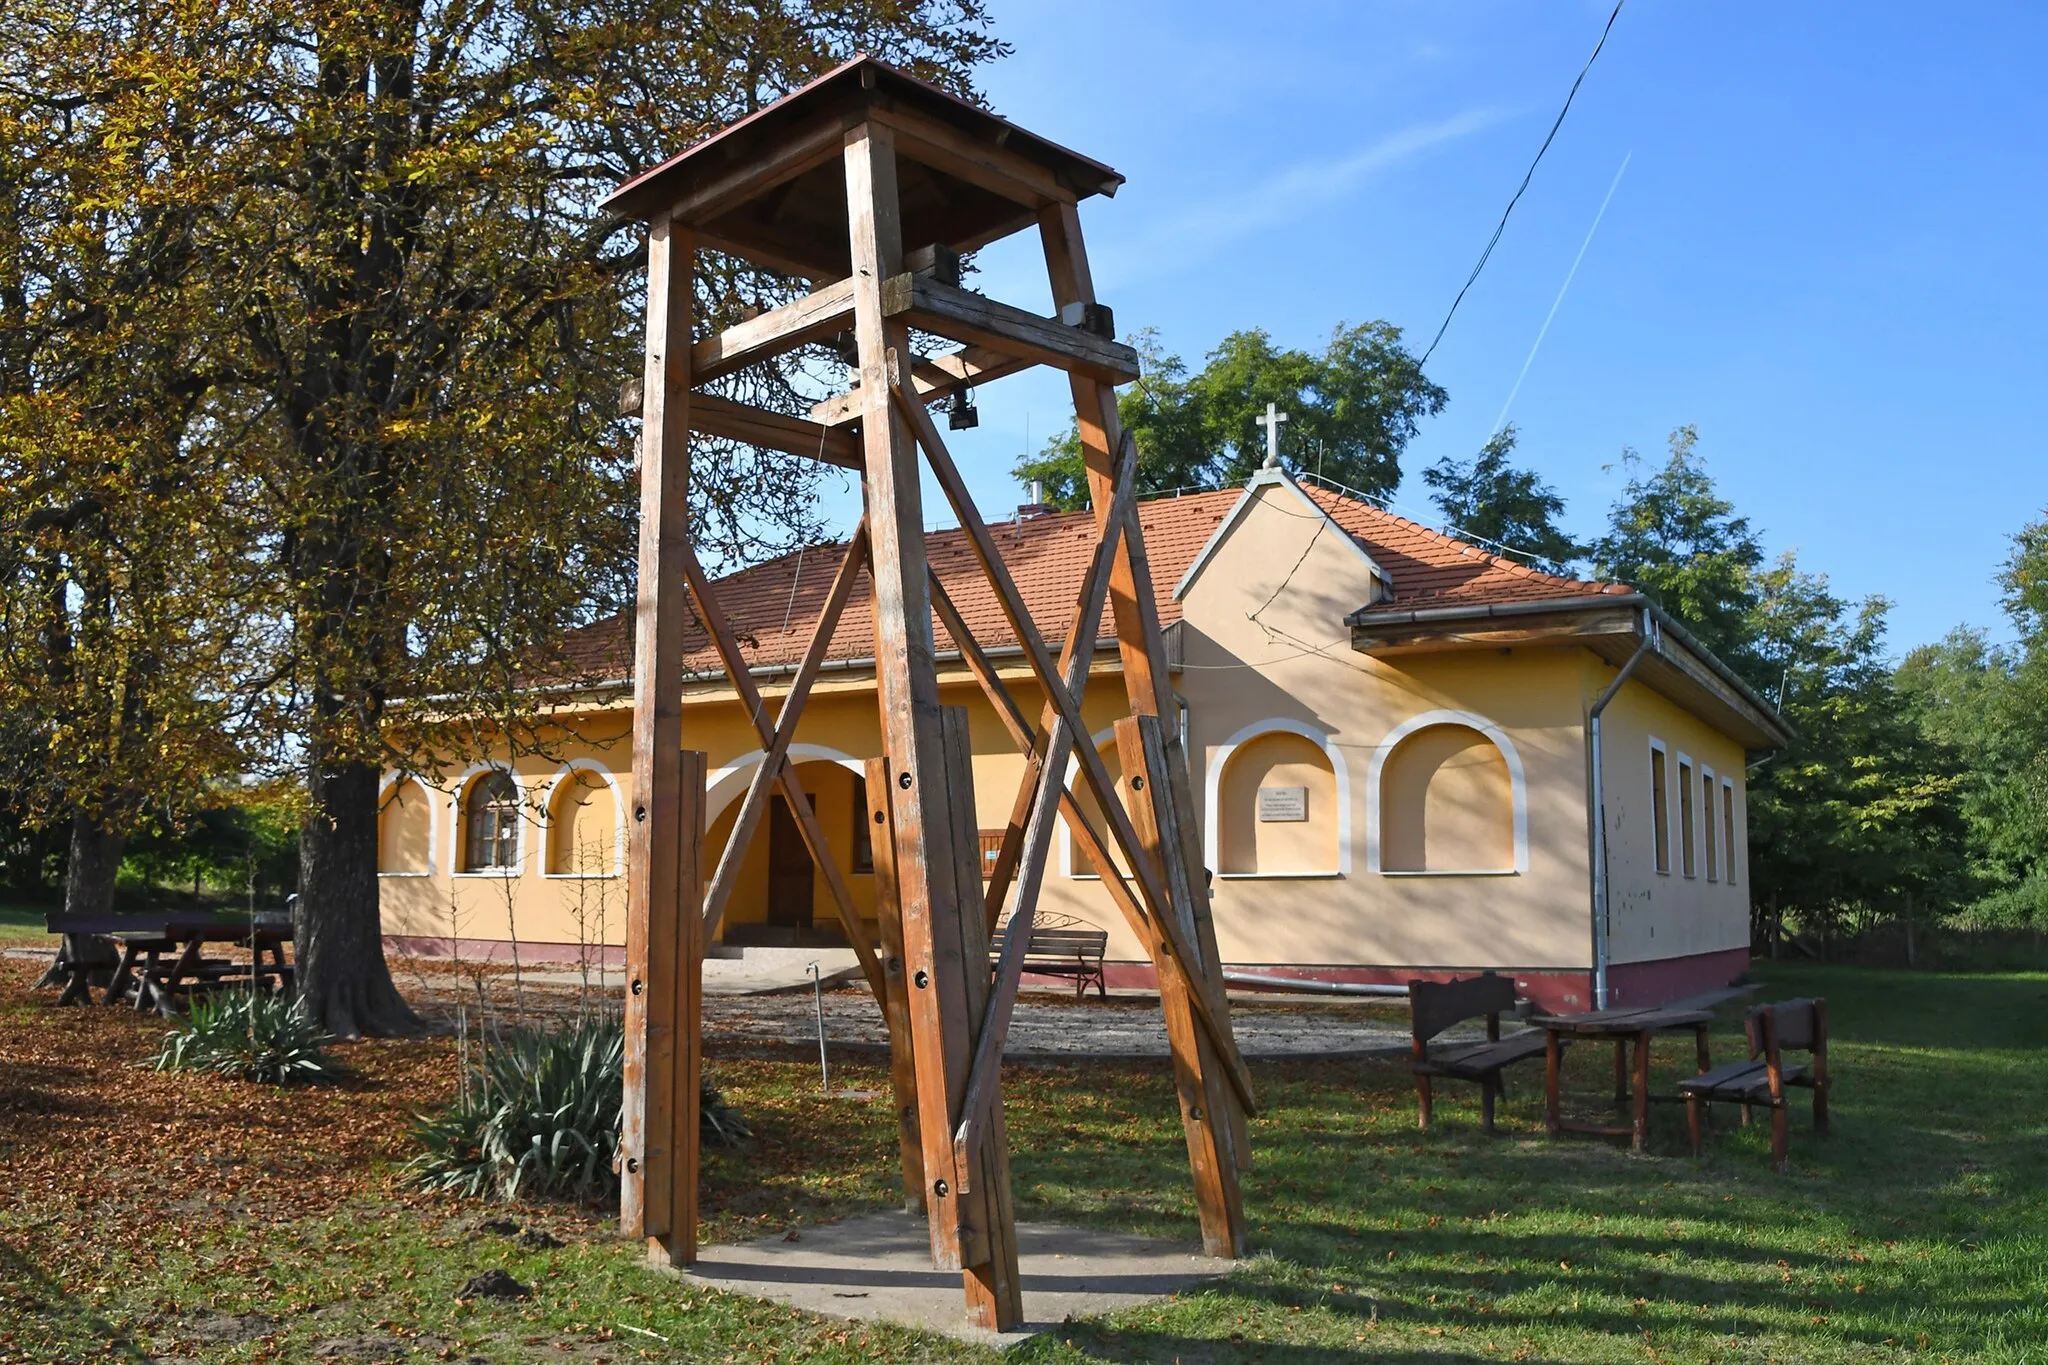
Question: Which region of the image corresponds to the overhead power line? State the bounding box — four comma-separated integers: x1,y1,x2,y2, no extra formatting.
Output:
1417,0,1627,369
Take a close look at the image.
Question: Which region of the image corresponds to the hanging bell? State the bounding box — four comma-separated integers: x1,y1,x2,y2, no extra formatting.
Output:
946,388,979,431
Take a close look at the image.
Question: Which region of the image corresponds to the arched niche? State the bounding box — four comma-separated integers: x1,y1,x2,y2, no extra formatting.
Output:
377,775,435,876
1368,711,1527,876
546,760,623,877
1206,721,1345,878
1059,728,1128,879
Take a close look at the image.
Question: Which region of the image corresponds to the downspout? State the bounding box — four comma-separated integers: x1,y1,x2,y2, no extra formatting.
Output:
1587,608,1658,1009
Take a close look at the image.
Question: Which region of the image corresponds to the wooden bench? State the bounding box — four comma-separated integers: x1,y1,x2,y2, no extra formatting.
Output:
1677,997,1829,1171
1410,972,1551,1133
989,926,1108,999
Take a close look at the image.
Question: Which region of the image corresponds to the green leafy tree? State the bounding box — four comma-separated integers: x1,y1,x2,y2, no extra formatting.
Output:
9,0,1006,1035
1592,425,1764,672
1016,322,1444,509
0,5,276,938
1421,424,1584,575
1896,516,2048,921
1744,564,1970,951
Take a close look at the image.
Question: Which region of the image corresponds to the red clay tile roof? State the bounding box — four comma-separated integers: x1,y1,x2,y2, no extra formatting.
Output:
536,479,1627,687
1300,483,1627,613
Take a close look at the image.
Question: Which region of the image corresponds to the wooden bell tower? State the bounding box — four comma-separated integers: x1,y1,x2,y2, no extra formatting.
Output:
607,57,1255,1332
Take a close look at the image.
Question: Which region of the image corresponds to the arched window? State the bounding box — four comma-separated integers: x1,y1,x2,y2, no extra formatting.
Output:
1373,718,1522,875
462,772,522,873
547,765,619,877
1212,728,1341,877
377,777,434,875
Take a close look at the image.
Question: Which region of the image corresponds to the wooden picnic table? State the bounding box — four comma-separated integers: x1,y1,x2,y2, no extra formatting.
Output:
101,918,294,1016
1531,1005,1714,1153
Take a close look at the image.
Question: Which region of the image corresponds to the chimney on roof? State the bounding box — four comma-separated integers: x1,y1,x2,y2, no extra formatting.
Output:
1014,478,1056,523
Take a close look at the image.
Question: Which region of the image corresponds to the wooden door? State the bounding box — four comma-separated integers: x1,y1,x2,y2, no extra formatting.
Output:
767,795,815,931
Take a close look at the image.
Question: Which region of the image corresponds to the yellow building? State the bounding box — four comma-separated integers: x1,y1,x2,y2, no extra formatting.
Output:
377,465,1788,1011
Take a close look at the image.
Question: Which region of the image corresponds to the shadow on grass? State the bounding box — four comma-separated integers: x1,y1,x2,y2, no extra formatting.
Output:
0,1242,155,1361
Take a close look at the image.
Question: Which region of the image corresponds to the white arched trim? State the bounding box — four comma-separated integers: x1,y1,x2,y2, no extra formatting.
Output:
705,744,865,825
447,762,532,878
376,773,437,879
542,757,626,880
1365,709,1528,876
1059,727,1123,879
1203,716,1351,879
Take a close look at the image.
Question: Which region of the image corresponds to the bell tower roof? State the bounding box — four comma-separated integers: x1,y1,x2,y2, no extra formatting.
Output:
601,55,1124,280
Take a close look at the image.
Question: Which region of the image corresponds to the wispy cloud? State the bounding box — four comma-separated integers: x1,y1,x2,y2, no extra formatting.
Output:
1099,107,1508,283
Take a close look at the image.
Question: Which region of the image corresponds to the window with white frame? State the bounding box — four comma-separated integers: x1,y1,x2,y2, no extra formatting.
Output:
1649,740,1671,875
1677,755,1697,878
463,772,521,872
1722,778,1739,885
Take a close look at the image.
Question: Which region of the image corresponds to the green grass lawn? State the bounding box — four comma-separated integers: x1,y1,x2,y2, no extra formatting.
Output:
3,960,2044,1362
0,901,49,944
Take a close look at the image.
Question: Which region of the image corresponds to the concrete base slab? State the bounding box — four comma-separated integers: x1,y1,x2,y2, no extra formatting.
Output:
682,1210,1229,1345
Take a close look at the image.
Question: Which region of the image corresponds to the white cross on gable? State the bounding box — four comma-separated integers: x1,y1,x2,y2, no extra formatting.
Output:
1254,402,1288,468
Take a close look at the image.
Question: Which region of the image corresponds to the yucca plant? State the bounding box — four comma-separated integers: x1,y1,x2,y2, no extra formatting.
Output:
408,1013,748,1204
154,989,341,1086
408,1014,624,1203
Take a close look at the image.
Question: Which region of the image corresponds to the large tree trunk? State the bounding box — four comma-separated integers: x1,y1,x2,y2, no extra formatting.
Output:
54,813,124,981
296,753,420,1038
63,812,125,921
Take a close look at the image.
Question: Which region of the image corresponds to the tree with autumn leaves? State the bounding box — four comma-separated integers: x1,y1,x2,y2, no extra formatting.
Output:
1,0,1005,1035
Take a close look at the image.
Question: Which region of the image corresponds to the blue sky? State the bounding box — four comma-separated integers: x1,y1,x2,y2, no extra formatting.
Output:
813,1,2047,654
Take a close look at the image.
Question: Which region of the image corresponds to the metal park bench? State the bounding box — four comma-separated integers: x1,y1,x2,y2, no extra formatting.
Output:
988,925,1109,999
1409,972,1550,1133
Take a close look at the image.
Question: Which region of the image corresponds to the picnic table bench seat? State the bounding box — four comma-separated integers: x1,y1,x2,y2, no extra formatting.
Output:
1409,972,1550,1133
1677,997,1829,1172
988,925,1108,999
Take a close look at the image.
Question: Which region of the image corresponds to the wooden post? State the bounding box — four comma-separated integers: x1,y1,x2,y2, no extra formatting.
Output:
865,755,927,1213
845,119,1020,1331
651,750,706,1264
624,213,697,1256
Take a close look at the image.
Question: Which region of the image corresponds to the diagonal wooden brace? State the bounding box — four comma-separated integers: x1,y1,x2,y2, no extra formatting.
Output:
929,572,1154,952
894,384,1256,1117
678,543,887,1003
702,520,870,939
949,435,1131,1185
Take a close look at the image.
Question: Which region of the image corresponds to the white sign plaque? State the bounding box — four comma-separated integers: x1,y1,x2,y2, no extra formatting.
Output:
1257,785,1308,822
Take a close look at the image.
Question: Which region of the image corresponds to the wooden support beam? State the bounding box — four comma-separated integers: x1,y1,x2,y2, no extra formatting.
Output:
882,272,1138,386
689,392,864,468
846,121,1019,1331
936,705,1024,1319
893,383,1256,1119
702,522,870,938
951,442,1130,1177
928,571,1153,943
623,215,697,1259
929,574,1038,930
810,344,1029,430
689,277,856,384
649,750,706,1265
864,756,927,1213
623,379,865,467
676,542,887,1004
1119,716,1246,1258
1042,199,1253,1256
